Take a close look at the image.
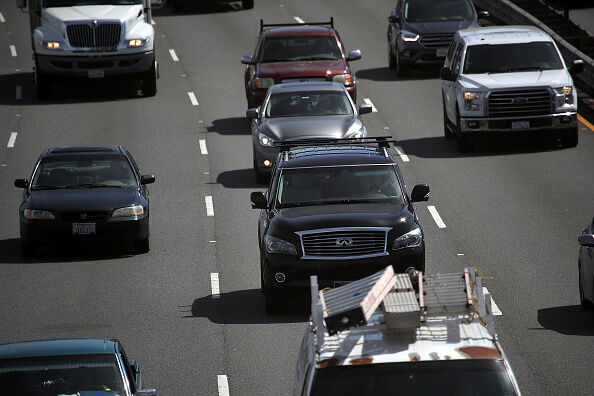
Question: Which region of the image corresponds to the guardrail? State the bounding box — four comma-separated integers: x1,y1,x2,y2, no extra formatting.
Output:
473,0,594,96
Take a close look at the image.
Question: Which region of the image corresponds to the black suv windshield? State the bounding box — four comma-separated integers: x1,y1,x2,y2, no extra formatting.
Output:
463,42,564,74
32,156,137,189
44,0,141,6
404,0,474,22
260,35,342,62
311,360,516,396
276,165,404,209
266,91,353,117
0,354,126,394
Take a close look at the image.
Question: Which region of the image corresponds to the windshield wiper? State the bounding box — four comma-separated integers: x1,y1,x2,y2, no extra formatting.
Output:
31,185,65,190
64,183,125,188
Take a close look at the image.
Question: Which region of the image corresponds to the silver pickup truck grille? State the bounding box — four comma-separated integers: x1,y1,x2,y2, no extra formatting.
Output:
419,33,454,48
67,23,121,49
488,89,553,117
297,227,390,259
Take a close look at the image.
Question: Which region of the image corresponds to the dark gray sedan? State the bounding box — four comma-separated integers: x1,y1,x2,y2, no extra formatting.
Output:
247,82,372,182
579,216,594,309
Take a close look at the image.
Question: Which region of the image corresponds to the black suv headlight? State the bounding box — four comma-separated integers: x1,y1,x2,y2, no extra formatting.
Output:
392,228,422,251
264,235,297,255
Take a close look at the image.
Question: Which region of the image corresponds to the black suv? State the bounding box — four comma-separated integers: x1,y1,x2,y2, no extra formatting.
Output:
387,0,486,76
250,138,430,314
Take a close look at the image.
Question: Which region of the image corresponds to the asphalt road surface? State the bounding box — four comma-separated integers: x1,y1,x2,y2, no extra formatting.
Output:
0,1,593,395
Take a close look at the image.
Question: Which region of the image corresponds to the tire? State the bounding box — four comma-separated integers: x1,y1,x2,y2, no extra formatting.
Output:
21,241,36,258
260,254,265,294
35,65,52,100
579,264,594,310
396,49,409,77
455,109,472,152
264,285,286,315
142,61,157,97
388,43,397,70
442,98,455,140
135,237,150,254
563,127,578,148
242,0,254,9
253,152,266,184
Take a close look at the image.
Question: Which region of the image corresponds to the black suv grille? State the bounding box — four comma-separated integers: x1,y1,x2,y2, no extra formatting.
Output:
419,33,454,48
488,89,553,117
298,228,389,259
67,23,121,48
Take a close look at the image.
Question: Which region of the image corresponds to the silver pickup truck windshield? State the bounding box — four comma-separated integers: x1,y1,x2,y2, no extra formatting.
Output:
44,0,142,6
463,41,564,74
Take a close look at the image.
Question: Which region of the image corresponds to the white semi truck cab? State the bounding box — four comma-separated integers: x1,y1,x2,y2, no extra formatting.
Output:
17,0,161,99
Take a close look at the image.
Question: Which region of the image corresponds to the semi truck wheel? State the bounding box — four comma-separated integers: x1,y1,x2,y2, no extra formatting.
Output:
142,61,157,97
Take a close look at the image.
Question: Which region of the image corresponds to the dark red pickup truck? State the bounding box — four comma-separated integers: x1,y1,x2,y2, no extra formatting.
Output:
241,19,361,108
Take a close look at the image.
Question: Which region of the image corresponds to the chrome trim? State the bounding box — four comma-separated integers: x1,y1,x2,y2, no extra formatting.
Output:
296,226,391,260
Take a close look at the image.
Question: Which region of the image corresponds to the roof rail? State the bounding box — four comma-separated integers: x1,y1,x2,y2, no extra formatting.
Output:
275,136,396,152
310,266,496,354
260,17,334,34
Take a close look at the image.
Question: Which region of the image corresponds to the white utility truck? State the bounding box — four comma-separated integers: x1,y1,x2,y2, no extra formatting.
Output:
17,0,160,99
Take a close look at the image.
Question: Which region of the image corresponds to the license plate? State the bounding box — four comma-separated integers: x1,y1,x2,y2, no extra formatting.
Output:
88,69,104,79
436,48,448,57
511,120,530,131
334,281,352,288
73,223,96,235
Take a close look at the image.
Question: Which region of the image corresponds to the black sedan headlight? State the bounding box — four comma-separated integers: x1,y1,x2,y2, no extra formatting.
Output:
264,235,297,255
392,228,422,251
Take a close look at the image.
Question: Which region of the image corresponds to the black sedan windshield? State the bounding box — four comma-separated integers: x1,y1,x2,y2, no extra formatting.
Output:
463,42,564,74
404,0,474,22
44,0,141,6
0,354,126,395
276,165,403,208
266,92,353,117
32,156,137,189
260,35,342,62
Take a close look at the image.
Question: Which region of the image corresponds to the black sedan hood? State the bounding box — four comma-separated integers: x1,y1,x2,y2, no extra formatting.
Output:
28,187,140,213
259,115,361,141
405,19,475,34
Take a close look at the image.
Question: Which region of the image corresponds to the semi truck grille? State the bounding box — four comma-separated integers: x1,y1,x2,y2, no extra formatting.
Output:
419,33,454,48
67,23,121,48
488,89,553,117
297,227,389,259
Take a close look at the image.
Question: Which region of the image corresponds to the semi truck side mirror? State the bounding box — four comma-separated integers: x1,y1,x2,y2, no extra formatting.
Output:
16,0,27,9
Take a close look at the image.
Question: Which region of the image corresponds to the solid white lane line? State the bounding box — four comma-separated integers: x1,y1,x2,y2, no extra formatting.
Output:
294,16,305,23
394,146,409,162
427,206,446,228
7,132,17,148
217,375,230,396
0,12,5,23
188,92,199,106
211,273,221,299
199,139,208,155
9,45,17,57
169,49,179,61
483,287,502,316
15,85,22,100
363,98,378,112
205,196,214,216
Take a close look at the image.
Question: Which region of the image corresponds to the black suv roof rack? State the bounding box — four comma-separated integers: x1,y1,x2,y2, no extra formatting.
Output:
260,17,334,34
274,136,396,152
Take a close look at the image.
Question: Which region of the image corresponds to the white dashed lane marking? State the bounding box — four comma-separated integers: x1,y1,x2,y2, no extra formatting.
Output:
205,195,214,216
199,139,208,155
9,45,17,57
7,132,17,148
294,16,305,23
483,287,502,316
211,273,220,299
169,49,179,62
188,92,199,106
0,12,5,23
394,146,409,162
363,98,378,112
427,206,446,228
15,85,22,100
217,375,230,396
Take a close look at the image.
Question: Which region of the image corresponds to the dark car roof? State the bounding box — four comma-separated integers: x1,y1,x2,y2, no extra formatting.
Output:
46,146,123,157
263,26,334,37
269,82,346,94
0,338,118,359
281,146,393,168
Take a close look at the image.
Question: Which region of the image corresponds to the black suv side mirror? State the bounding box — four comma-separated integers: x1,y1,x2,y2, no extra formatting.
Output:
14,179,29,188
140,175,155,185
246,108,259,119
410,184,430,202
439,67,455,81
570,59,584,74
251,191,268,209
388,14,399,23
578,234,594,247
358,104,373,115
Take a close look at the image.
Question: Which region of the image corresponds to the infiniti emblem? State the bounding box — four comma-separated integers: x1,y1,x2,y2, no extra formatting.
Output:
80,214,87,220
336,238,353,248
512,97,527,105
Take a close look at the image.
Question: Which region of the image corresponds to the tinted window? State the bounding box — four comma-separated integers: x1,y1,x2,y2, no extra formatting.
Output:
276,165,404,208
404,0,474,22
32,156,137,188
266,91,353,118
0,354,126,395
311,360,516,396
260,35,342,62
463,42,564,74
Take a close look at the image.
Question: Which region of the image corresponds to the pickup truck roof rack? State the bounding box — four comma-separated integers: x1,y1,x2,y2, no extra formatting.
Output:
260,18,334,34
275,136,396,152
309,266,496,355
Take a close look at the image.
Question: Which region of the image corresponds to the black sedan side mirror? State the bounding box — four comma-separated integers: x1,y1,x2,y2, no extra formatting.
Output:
240,54,255,65
440,67,455,81
347,49,362,61
478,10,489,17
388,15,399,23
570,59,584,74
578,235,594,247
251,191,268,209
140,175,155,185
410,184,430,202
14,179,28,188
246,108,259,119
358,104,373,115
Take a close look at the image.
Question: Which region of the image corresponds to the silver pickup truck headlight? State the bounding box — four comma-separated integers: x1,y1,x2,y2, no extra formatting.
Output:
392,228,422,251
264,235,297,255
463,91,484,111
554,86,575,109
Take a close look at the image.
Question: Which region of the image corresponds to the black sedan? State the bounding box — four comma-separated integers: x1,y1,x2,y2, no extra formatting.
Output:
14,146,155,256
247,82,372,182
579,216,594,309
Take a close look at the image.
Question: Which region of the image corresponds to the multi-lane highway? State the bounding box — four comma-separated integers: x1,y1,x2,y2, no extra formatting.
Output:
0,1,593,395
